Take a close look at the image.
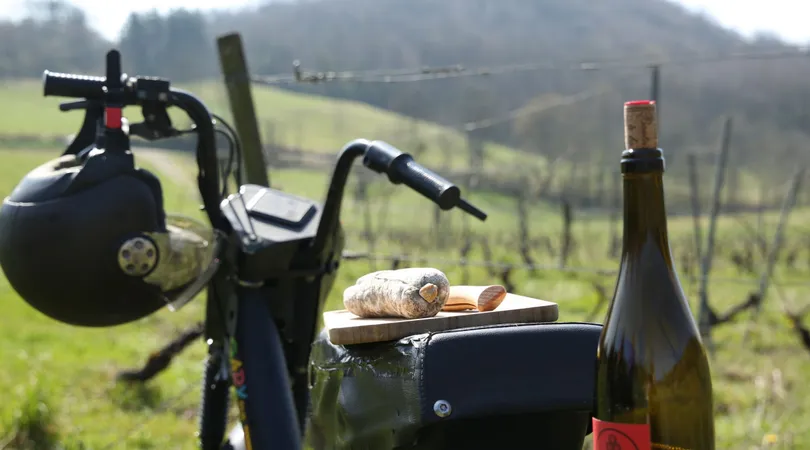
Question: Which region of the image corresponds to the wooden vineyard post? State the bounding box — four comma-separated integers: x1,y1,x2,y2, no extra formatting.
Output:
217,32,270,187
698,117,733,355
650,65,661,138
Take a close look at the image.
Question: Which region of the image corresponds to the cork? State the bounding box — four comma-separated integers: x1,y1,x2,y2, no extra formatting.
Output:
624,100,658,149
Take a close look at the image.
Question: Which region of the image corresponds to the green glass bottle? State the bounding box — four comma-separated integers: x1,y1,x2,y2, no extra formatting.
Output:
593,100,715,450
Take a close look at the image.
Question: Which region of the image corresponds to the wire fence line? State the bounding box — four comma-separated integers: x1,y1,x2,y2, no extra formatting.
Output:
460,86,611,132
244,46,810,213
251,47,810,86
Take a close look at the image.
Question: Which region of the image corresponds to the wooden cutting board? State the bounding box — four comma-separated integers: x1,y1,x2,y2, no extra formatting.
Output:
323,293,559,345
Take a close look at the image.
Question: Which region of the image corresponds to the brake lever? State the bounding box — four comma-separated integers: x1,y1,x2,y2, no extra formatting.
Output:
59,100,91,112
363,140,488,221
130,102,182,141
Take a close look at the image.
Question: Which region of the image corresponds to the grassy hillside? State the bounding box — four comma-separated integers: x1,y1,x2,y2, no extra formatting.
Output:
3,148,810,448
0,78,778,211
0,79,535,171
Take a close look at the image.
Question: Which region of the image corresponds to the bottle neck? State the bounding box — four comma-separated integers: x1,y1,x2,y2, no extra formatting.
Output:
619,149,673,263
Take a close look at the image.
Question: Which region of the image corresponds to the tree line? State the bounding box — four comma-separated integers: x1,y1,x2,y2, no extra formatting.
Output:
0,0,215,81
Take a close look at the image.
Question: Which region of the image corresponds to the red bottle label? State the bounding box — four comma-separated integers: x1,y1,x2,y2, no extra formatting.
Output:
592,418,651,450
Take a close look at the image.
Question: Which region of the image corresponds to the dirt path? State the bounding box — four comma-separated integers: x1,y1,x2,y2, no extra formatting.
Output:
135,148,204,211
136,148,195,190
134,148,196,188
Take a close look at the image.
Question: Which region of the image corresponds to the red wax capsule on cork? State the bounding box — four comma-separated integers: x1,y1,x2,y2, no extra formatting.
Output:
624,100,656,106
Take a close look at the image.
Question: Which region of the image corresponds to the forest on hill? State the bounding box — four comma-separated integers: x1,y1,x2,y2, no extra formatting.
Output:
1,0,809,182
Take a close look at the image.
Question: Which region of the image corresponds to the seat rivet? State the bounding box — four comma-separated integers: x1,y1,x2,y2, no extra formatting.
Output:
433,400,452,418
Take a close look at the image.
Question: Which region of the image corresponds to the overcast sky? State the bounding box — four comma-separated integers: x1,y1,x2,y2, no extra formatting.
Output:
0,0,806,45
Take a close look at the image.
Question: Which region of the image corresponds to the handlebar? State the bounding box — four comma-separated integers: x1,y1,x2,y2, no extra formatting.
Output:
364,140,458,207
311,138,486,255
364,141,487,220
43,70,175,107
43,71,108,99
41,65,229,233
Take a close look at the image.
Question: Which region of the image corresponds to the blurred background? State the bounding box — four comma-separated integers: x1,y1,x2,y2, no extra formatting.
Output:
0,0,809,448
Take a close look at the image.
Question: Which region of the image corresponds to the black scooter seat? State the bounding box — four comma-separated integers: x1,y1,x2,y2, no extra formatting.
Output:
305,321,604,450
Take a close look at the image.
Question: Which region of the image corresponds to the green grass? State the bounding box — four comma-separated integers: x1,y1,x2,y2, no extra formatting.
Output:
3,140,810,450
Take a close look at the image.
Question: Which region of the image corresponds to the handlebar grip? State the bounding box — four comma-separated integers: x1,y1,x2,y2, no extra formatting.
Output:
42,70,106,99
364,140,461,210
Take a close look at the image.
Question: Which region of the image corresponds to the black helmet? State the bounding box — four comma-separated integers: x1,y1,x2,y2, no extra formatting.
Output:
0,147,218,327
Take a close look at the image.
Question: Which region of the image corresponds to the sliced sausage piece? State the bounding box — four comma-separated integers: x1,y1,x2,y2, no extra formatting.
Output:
442,285,507,312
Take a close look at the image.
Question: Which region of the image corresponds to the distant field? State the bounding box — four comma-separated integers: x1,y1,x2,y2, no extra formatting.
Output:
0,79,539,171
0,78,780,209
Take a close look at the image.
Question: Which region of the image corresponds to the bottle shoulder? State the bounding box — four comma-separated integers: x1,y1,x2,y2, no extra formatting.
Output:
599,244,705,381
608,238,696,326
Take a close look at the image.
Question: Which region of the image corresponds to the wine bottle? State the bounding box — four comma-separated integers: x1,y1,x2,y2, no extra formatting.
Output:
593,100,715,450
